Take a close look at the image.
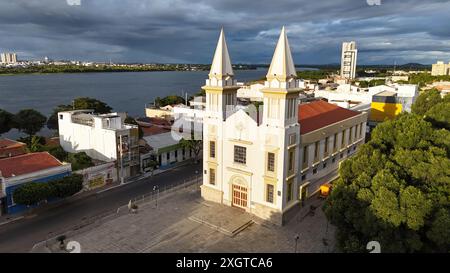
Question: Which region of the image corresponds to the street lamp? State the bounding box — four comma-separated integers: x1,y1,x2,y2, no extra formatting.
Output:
153,185,159,208
294,234,300,253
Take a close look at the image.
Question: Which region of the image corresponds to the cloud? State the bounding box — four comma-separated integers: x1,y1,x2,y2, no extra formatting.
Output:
0,0,448,64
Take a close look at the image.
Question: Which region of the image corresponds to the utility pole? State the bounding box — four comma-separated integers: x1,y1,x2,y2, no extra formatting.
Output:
119,135,124,184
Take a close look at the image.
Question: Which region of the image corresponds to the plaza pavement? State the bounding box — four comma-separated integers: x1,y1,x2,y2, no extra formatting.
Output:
43,183,336,253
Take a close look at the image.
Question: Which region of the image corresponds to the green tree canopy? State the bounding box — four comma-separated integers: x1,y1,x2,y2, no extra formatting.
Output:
0,109,14,135
179,138,202,163
154,95,185,107
411,89,443,116
13,174,83,206
324,113,450,253
13,182,53,206
13,109,47,137
47,97,112,131
68,152,94,171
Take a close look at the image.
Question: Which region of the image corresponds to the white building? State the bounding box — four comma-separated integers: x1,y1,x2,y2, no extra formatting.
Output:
142,131,194,170
340,41,357,80
314,83,418,112
0,53,17,64
58,110,141,179
200,28,368,225
431,61,450,76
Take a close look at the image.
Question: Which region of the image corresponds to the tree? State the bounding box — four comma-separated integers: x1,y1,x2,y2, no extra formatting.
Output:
28,135,44,152
154,95,185,107
12,174,84,206
47,97,112,131
0,109,14,136
13,182,52,206
73,97,112,114
50,173,83,198
179,138,202,164
48,146,69,162
324,113,450,253
46,104,73,130
424,101,450,130
411,89,443,116
13,109,47,137
68,152,94,171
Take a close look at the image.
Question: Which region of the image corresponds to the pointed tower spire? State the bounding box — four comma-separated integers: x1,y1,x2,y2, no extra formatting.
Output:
266,26,296,81
209,28,234,78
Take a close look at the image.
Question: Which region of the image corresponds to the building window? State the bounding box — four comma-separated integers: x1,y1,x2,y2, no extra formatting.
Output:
289,134,296,145
324,137,329,154
301,174,306,181
313,168,317,174
332,157,336,163
59,114,63,120
303,146,308,164
267,152,275,172
286,98,296,119
209,141,216,158
340,153,344,159
209,168,215,185
314,141,319,161
266,184,274,203
349,127,353,144
360,122,364,138
288,150,294,172
234,145,246,164
287,181,293,202
333,133,338,151
323,162,327,169
166,153,170,160
355,124,359,139
341,130,346,147
175,150,178,158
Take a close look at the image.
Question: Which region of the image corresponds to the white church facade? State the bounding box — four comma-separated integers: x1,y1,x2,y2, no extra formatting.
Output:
200,27,368,225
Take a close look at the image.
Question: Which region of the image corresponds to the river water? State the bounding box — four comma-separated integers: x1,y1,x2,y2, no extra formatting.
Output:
0,68,314,138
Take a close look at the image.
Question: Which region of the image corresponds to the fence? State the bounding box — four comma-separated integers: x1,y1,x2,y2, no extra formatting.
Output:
121,174,202,211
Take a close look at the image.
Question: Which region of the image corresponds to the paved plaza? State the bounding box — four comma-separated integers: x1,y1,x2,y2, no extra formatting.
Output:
43,183,336,253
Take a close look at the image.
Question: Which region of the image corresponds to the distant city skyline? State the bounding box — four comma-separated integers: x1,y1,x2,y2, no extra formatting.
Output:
0,0,449,65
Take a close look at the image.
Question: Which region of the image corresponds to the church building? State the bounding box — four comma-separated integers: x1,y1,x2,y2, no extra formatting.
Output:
200,27,368,225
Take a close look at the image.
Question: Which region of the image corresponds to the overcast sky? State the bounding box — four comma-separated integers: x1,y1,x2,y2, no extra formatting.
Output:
0,0,449,64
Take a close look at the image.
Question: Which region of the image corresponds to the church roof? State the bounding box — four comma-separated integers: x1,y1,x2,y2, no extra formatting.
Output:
298,100,361,134
209,28,234,77
266,26,297,80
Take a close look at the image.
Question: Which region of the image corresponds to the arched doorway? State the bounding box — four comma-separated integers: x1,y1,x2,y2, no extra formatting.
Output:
231,176,248,210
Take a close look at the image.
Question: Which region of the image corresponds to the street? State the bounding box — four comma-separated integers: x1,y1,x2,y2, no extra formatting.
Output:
0,163,202,253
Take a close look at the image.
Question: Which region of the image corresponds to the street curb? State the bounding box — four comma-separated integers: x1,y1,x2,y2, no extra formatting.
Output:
0,215,25,227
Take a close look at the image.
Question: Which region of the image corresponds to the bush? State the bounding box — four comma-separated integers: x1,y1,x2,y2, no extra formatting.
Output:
12,174,84,206
12,182,53,206
50,174,83,198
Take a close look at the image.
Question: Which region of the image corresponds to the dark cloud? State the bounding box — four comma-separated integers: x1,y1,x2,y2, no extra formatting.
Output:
0,0,449,64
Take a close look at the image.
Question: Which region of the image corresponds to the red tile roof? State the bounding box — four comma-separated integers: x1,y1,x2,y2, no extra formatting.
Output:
0,139,26,150
298,100,361,134
141,125,171,137
0,152,63,178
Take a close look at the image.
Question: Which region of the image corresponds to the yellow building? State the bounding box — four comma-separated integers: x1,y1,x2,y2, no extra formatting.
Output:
370,91,403,122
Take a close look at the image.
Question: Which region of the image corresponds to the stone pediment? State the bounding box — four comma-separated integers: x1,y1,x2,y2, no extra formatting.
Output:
224,109,258,142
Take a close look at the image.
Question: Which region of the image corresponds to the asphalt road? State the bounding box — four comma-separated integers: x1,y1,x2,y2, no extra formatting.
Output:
0,163,202,253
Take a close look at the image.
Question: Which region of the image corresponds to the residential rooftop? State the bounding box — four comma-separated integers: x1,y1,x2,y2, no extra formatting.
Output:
0,152,63,178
